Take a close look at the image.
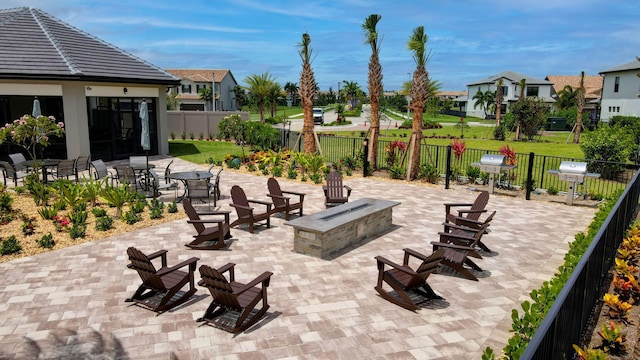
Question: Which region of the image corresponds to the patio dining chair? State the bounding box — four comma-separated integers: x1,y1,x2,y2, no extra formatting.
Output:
50,158,77,182
90,159,116,186
0,160,29,186
8,153,28,171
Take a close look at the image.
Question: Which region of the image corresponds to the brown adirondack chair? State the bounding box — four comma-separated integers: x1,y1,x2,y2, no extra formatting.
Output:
443,211,496,253
266,177,305,220
125,247,199,313
229,185,272,233
323,171,351,208
431,226,488,281
444,191,490,229
375,248,446,311
183,198,231,250
197,263,273,333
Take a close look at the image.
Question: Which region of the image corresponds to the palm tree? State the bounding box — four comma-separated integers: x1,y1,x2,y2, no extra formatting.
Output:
406,26,431,180
495,78,504,126
363,14,383,170
243,72,276,122
297,33,317,154
267,81,283,117
472,89,489,119
284,82,299,106
198,87,213,111
574,71,586,143
232,85,247,109
515,78,527,140
557,85,579,109
342,80,361,110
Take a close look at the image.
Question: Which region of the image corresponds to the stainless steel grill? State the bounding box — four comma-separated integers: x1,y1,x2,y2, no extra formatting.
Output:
470,154,516,193
547,161,600,205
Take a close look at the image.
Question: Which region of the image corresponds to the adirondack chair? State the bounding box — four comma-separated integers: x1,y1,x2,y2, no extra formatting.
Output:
125,247,199,313
229,185,272,233
266,177,305,220
183,198,231,250
197,263,273,333
323,171,351,208
443,211,496,253
431,227,488,281
444,191,490,228
375,248,446,311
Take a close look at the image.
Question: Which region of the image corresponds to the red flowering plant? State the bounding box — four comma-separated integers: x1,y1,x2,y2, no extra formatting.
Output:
451,139,466,177
385,140,407,168
53,215,70,232
499,145,517,166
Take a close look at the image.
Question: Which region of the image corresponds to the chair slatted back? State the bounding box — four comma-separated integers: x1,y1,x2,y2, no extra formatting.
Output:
183,199,205,234
267,178,285,208
163,160,174,184
127,247,166,290
231,185,251,219
8,153,27,170
91,160,109,180
186,179,209,200
325,172,344,200
468,191,489,221
56,159,76,178
76,155,91,172
0,160,17,178
115,166,137,186
129,156,148,170
413,248,445,285
199,265,241,310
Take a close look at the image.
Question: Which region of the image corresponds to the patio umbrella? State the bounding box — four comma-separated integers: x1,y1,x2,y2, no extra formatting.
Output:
32,96,41,117
139,99,150,151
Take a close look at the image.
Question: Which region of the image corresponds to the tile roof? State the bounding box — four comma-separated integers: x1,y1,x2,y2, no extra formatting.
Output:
165,69,232,83
0,7,179,85
468,70,552,86
545,75,603,99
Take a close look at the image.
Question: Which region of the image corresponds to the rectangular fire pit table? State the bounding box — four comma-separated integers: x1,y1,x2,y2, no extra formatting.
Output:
284,198,400,259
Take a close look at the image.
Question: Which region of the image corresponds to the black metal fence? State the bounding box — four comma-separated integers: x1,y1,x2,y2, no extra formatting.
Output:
520,170,640,359
283,131,638,198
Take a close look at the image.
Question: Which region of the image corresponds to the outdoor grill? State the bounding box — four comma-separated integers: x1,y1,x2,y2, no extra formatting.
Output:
547,161,600,205
471,154,516,193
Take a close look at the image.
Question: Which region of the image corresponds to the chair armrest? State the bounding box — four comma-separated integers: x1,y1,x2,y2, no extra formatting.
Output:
443,202,473,207
218,262,235,282
267,194,288,200
375,256,416,275
282,190,306,197
430,241,474,252
402,248,429,262
146,249,168,260
441,221,484,233
439,231,478,243
248,199,273,206
230,204,254,212
344,185,352,196
237,271,273,294
187,219,225,224
157,257,199,276
457,209,487,216
196,210,232,216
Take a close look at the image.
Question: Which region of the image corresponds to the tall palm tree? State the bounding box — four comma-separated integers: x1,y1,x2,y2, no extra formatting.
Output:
297,33,317,154
407,26,431,180
284,82,299,106
495,78,504,126
574,71,586,143
342,80,361,109
515,78,527,140
472,89,495,119
232,85,247,109
363,13,383,170
243,72,276,122
557,85,579,109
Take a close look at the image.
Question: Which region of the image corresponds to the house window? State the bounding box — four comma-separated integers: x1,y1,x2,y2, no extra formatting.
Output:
502,86,508,96
181,84,191,93
617,106,620,112
526,86,539,97
614,76,620,92
196,84,208,92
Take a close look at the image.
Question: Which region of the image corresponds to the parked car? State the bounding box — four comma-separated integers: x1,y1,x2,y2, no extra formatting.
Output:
313,108,324,125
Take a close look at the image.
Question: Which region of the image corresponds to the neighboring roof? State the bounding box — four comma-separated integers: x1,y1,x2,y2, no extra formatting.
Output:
165,69,236,85
599,59,640,74
437,90,467,97
467,70,552,86
545,75,602,99
0,7,179,85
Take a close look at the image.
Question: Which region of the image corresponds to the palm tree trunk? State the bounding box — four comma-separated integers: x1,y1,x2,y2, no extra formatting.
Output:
574,71,585,143
408,108,423,180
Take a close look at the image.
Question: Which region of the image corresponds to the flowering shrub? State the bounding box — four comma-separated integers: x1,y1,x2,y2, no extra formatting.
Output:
451,139,466,159
53,215,70,232
0,115,65,162
385,141,407,168
499,145,517,166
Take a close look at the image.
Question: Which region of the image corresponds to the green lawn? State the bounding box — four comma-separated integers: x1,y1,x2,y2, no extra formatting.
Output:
168,140,245,165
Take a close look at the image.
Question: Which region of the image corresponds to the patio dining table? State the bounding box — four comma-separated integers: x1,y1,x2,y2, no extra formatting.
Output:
168,171,213,202
24,159,62,183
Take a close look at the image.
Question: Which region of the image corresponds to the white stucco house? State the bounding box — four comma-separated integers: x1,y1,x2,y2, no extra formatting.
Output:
466,71,554,119
599,59,640,122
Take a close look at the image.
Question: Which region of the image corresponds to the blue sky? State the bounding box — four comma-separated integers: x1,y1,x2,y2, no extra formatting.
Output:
7,0,640,92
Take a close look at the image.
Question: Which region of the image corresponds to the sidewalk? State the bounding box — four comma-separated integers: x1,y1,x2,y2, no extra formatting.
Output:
0,157,597,359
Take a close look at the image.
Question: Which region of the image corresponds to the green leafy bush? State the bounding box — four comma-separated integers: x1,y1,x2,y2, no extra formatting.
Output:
131,200,147,214
580,126,634,180
69,224,86,239
122,210,141,225
37,233,55,249
95,216,113,231
272,165,283,177
69,210,88,226
417,163,439,183
466,165,481,183
547,186,559,195
0,191,13,211
389,164,405,179
167,202,178,213
1,235,21,255
91,208,107,218
150,207,163,219
286,166,298,179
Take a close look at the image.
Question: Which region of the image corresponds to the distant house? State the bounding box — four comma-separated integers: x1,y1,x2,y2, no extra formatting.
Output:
165,69,238,111
466,71,554,119
0,7,180,161
599,59,640,122
545,75,602,116
436,90,467,101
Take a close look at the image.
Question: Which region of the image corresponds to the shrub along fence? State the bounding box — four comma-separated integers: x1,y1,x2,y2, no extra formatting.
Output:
519,170,640,359
283,131,638,198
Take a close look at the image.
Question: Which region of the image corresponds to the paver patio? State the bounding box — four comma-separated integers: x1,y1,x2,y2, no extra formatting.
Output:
0,156,597,359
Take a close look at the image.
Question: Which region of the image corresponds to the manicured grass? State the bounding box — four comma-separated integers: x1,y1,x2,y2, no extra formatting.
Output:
168,140,245,165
